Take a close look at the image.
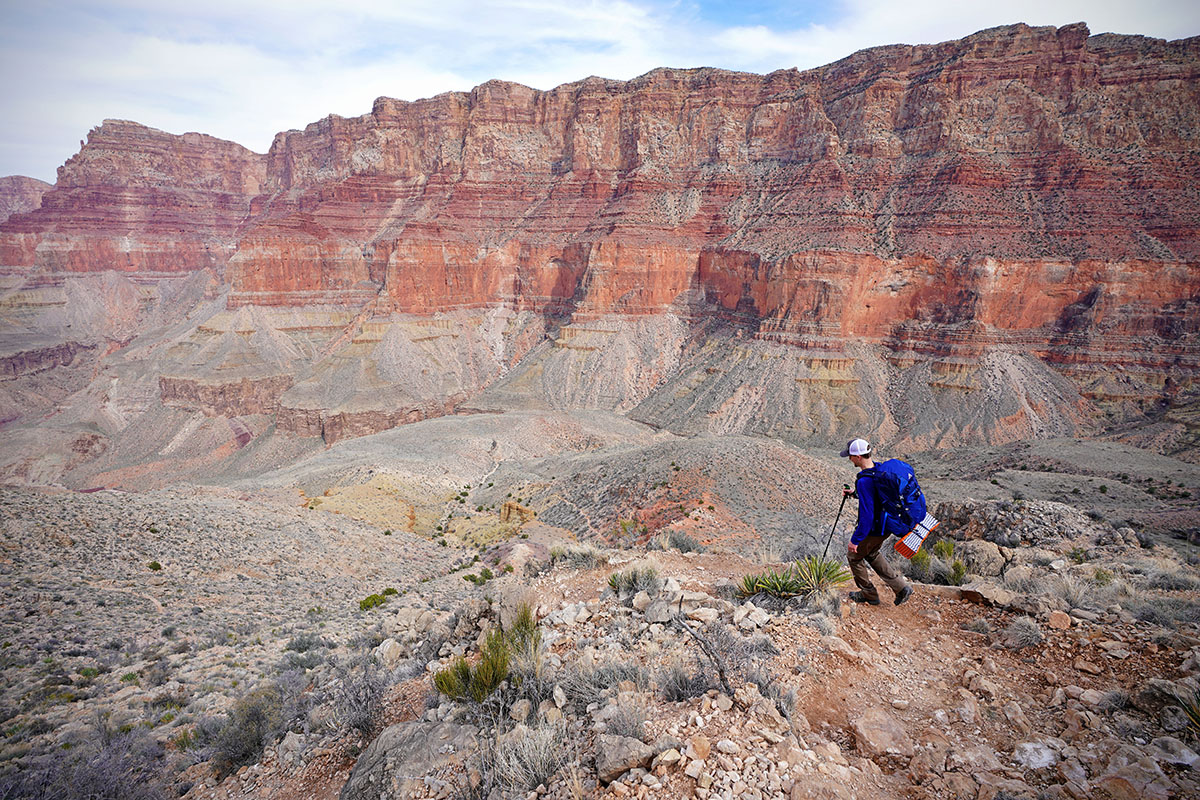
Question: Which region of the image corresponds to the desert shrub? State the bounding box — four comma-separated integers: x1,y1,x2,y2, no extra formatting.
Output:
492,722,570,793
0,723,168,800
434,628,510,704
358,593,387,612
805,613,835,636
282,649,325,672
962,617,991,635
329,659,390,735
1067,546,1089,564
608,565,661,597
1093,568,1115,586
948,559,967,586
1001,617,1043,650
932,539,955,561
1147,569,1200,592
211,672,310,777
285,633,329,653
907,549,934,583
147,561,162,572
658,660,716,702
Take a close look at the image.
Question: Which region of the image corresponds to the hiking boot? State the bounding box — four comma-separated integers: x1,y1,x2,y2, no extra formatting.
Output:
894,585,913,606
849,591,880,605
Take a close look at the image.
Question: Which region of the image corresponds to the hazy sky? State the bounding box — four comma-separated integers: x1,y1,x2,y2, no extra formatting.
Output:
1,0,1197,181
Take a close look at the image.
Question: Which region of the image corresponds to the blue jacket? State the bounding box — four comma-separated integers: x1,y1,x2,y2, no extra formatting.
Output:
851,459,919,545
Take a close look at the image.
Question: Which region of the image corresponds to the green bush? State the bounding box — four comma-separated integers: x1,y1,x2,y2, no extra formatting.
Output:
147,561,162,572
1093,568,1115,586
931,539,954,561
359,593,387,611
1067,546,1088,564
382,587,398,596
949,559,967,586
434,628,510,703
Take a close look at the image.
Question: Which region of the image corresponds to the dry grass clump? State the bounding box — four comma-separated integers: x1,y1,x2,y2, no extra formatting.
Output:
559,660,649,712
606,700,648,740
608,564,662,597
1147,568,1200,592
659,659,717,702
1001,617,1043,650
647,530,705,553
550,544,607,570
492,722,571,793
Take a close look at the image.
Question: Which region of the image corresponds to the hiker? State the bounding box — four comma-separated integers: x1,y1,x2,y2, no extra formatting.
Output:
840,437,915,606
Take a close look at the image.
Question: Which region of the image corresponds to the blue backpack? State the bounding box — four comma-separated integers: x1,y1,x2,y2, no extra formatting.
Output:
865,459,927,532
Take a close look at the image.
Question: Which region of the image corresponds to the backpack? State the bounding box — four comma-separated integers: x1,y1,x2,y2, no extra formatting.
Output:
865,459,926,532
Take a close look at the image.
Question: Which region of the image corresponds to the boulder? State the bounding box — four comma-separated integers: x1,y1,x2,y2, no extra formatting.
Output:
372,638,406,670
338,722,477,800
957,540,1005,577
1096,745,1174,800
595,735,655,784
961,582,1015,607
851,707,914,759
1150,736,1200,768
1013,741,1057,769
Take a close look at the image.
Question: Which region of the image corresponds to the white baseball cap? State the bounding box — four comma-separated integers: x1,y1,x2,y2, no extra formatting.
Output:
840,438,871,457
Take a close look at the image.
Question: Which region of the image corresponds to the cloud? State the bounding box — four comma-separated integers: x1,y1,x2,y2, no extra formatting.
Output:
0,0,1196,180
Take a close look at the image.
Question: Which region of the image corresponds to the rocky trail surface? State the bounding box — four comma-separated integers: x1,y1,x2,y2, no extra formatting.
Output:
3,477,1198,800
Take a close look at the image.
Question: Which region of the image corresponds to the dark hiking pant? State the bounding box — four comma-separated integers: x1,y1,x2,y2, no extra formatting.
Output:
849,534,909,603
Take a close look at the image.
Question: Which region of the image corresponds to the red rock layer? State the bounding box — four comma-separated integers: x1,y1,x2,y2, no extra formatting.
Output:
0,121,266,273
223,24,1199,371
0,176,51,225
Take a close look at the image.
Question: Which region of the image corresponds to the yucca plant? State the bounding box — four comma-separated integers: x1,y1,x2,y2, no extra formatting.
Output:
791,555,853,594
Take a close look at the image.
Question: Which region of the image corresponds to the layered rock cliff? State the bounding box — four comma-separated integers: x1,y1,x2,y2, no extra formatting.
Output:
0,22,1198,472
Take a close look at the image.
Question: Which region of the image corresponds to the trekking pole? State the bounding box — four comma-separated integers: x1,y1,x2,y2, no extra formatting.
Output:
821,486,851,560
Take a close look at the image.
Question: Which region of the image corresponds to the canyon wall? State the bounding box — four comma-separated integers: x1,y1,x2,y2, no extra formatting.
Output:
0,22,1198,465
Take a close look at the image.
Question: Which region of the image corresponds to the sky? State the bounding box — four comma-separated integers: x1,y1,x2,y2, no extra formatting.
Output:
1,0,1198,182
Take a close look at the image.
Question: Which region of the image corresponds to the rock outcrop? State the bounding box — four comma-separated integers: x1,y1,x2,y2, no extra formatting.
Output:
0,120,266,273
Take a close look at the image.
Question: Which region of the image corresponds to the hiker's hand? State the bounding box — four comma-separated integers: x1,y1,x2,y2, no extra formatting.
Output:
842,486,856,498
848,542,858,555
